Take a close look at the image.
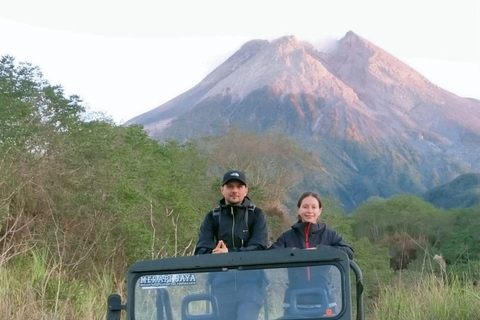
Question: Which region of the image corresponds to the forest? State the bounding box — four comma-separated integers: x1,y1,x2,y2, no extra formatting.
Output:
1,56,479,319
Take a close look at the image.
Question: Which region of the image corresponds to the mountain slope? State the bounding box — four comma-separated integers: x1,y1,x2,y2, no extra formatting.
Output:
125,31,480,211
424,173,480,209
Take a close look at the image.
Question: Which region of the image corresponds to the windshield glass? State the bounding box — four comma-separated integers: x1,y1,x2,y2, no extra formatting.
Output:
134,264,343,320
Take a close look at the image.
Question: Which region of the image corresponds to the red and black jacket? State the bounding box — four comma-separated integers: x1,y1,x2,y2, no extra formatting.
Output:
270,221,354,258
270,221,354,297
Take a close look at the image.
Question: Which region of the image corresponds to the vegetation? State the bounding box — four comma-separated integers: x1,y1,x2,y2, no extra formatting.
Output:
371,272,480,320
0,55,215,318
1,56,480,319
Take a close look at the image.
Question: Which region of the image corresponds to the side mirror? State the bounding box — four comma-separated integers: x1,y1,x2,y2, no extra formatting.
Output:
107,294,126,320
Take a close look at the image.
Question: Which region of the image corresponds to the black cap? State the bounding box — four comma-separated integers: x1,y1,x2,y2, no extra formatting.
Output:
222,170,247,186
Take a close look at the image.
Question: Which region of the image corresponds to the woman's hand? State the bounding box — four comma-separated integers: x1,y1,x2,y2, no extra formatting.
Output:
213,240,229,254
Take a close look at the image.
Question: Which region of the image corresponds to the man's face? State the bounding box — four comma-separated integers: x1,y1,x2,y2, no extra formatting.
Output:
221,180,248,204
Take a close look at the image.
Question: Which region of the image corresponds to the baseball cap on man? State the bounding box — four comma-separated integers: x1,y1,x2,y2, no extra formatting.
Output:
222,170,247,186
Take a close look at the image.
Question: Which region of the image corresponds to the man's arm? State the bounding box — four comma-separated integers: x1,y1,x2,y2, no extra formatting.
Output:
194,212,216,255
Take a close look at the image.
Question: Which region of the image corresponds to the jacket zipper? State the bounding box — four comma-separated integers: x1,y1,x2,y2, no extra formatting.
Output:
230,206,237,290
305,223,311,281
231,207,235,248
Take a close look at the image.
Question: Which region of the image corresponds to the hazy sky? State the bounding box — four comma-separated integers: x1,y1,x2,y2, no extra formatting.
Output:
1,0,479,124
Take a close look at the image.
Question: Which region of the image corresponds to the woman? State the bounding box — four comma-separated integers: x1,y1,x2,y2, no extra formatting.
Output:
270,191,354,317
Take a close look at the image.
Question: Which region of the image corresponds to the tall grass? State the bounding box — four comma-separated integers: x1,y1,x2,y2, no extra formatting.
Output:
372,272,480,320
0,248,122,319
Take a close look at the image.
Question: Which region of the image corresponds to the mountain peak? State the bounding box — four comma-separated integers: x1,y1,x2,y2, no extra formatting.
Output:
272,35,300,46
343,30,361,41
194,35,345,102
270,35,314,58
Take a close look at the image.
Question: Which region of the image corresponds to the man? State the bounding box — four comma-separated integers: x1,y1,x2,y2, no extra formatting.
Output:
194,170,268,320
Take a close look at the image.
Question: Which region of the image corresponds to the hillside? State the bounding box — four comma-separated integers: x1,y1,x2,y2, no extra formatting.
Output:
424,173,480,209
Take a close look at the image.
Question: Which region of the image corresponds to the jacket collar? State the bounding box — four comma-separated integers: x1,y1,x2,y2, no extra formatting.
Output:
292,221,326,234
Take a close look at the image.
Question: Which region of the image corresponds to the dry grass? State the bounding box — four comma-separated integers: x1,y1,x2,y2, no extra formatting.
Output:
0,249,123,320
371,272,480,320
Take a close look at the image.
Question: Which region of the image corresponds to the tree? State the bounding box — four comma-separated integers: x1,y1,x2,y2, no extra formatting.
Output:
439,206,480,263
351,195,451,270
0,55,85,268
200,128,324,233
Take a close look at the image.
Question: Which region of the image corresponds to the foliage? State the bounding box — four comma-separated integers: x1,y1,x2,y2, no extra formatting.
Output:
319,204,394,300
351,195,452,271
352,195,450,244
438,206,480,263
0,55,84,149
352,237,393,300
0,56,214,274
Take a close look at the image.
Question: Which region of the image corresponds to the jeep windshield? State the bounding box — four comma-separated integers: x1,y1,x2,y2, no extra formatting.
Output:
128,247,356,320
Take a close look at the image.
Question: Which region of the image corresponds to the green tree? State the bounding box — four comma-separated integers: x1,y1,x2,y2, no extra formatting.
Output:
351,195,451,271
439,206,480,263
0,56,215,280
352,195,449,244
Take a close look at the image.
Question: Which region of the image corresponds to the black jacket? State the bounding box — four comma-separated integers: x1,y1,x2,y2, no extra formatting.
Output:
270,221,354,307
269,221,354,259
194,197,268,255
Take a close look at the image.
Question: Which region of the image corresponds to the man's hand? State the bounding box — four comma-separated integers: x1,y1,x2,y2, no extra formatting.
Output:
213,240,228,254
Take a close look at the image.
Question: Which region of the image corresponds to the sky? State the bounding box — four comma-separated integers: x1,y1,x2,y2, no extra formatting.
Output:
1,0,479,124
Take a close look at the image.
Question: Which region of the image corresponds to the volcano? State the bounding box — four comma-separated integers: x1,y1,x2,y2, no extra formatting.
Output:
126,31,480,210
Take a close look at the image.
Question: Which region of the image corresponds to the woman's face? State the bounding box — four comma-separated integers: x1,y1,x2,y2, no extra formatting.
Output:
298,196,322,223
